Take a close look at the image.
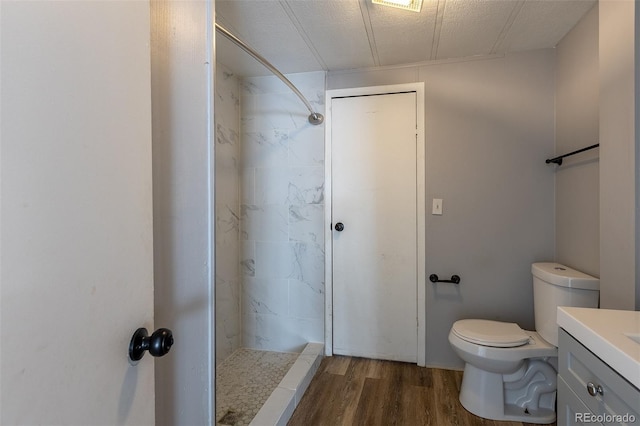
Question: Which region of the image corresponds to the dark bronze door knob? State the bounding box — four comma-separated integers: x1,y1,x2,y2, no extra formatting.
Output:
129,327,174,361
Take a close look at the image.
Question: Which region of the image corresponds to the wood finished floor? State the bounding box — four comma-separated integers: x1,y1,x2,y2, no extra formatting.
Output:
288,356,555,426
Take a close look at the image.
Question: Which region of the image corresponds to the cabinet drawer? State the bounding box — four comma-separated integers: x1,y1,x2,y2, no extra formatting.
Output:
559,329,640,425
558,376,600,426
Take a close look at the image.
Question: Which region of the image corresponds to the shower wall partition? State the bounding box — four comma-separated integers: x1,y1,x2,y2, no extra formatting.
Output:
215,63,326,363
215,64,242,363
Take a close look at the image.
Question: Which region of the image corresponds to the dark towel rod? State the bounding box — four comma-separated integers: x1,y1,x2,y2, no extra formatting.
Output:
429,274,461,284
545,143,599,166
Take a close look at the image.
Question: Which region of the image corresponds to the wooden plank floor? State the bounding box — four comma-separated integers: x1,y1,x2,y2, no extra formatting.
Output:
288,356,555,426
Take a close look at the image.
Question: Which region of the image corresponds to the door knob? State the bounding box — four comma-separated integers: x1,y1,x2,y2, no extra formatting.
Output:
129,327,174,361
334,222,344,232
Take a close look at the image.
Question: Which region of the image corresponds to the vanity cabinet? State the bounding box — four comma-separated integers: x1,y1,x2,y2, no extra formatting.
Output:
557,328,640,426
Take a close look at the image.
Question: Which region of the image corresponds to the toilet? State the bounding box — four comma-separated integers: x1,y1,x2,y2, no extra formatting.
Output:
448,262,599,424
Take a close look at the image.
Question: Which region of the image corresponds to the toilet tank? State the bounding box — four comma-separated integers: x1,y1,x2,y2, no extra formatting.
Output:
532,262,599,346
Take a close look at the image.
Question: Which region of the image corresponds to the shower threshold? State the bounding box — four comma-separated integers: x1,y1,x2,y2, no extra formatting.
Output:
216,342,323,426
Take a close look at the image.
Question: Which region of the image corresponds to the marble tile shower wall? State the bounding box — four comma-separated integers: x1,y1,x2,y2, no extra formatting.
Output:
240,71,326,352
215,63,242,364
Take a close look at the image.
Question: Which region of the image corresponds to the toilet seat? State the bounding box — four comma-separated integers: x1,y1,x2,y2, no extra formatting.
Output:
452,319,530,348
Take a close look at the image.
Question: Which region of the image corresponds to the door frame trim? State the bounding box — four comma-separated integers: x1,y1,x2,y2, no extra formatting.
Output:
324,83,426,366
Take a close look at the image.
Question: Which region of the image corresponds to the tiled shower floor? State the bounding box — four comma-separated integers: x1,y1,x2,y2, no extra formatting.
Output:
216,348,299,426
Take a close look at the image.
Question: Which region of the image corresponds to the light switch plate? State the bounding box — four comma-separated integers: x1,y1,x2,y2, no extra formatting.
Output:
432,198,443,215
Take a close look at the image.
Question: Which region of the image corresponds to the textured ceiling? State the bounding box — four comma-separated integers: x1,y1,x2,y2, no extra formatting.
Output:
216,0,596,77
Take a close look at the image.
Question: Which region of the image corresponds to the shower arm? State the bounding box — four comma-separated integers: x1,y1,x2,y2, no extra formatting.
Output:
215,22,324,125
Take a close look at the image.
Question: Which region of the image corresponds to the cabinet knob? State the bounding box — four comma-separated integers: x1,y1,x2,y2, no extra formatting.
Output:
586,382,603,397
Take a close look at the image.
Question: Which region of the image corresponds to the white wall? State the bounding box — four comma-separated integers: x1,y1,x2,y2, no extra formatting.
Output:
239,72,326,352
328,50,556,368
555,5,600,278
215,63,242,363
599,0,639,310
151,1,215,424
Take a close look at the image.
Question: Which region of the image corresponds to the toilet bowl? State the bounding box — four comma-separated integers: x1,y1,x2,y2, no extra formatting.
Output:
449,320,558,423
448,262,599,424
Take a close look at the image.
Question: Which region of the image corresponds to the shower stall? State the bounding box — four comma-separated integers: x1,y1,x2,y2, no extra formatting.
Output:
214,23,326,424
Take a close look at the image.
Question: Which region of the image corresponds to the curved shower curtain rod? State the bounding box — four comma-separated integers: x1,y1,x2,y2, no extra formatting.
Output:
215,22,324,125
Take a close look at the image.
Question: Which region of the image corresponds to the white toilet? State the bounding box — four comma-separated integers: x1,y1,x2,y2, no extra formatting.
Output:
448,262,599,424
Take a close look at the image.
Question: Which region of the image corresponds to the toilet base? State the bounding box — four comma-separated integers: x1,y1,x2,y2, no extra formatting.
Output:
459,363,556,424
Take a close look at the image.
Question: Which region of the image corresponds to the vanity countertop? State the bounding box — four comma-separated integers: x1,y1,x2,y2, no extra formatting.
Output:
557,307,640,389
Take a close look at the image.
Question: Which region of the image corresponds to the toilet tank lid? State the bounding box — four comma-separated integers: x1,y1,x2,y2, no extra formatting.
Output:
532,262,599,290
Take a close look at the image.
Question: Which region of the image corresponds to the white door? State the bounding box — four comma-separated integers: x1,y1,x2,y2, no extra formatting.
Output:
331,91,419,363
1,2,156,424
